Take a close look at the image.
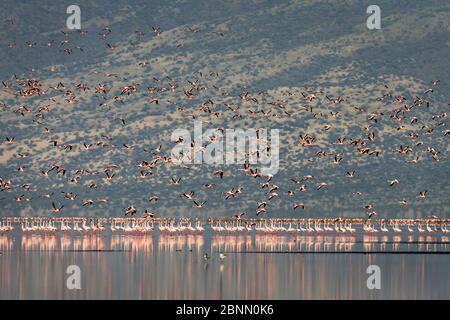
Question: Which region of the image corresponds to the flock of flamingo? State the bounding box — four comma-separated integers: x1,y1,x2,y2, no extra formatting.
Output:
0,12,448,238
0,216,449,235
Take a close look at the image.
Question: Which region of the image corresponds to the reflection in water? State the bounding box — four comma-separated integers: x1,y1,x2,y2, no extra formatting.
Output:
0,234,449,299
3,233,449,253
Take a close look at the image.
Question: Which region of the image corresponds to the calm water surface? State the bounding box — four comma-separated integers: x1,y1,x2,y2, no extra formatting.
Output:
1,233,449,299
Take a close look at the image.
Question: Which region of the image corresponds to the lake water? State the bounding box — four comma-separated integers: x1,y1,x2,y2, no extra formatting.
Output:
1,233,450,299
